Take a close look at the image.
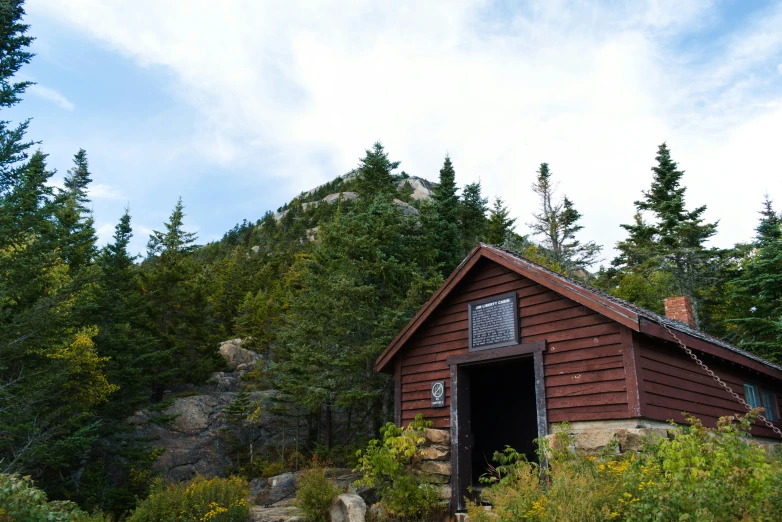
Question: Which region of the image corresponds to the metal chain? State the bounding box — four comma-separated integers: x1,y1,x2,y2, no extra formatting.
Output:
660,322,782,438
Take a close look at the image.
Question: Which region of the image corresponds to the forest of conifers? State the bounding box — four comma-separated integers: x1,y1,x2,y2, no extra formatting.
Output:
2,1,781,518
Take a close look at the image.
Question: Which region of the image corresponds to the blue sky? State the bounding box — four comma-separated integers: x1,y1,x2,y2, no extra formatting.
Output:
13,0,782,261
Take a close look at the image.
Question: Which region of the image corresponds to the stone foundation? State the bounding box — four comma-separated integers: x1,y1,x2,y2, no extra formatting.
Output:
548,419,671,455
415,427,452,501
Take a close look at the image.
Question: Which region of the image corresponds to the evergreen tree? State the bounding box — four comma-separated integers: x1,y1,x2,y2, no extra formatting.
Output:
354,142,399,199
56,148,97,271
755,194,781,246
0,151,116,480
727,196,782,362
486,197,516,245
94,209,157,415
144,198,222,392
0,0,34,195
430,155,462,273
273,197,442,448
528,163,601,270
610,143,719,321
147,197,198,257
459,181,488,252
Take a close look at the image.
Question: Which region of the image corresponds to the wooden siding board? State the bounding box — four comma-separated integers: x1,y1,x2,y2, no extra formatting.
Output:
546,368,626,387
521,305,590,327
523,322,621,344
547,333,623,353
544,355,625,376
545,379,626,398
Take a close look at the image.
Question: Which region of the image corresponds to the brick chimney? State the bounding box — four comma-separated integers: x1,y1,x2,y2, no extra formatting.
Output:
664,296,695,327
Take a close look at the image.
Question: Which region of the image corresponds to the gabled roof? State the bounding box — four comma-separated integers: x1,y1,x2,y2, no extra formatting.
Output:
375,244,782,380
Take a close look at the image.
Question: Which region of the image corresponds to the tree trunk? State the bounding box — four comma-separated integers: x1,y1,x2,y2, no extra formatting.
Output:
324,403,333,451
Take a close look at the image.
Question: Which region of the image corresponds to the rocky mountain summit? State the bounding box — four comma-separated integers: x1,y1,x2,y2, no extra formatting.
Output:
273,171,434,221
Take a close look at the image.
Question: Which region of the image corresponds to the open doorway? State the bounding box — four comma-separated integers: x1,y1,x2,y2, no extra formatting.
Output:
469,357,538,485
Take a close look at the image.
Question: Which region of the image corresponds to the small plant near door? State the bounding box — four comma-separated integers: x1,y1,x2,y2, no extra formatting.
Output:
354,415,442,520
467,411,782,522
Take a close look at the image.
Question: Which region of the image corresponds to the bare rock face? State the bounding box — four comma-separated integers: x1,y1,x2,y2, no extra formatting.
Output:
125,339,281,482
272,171,435,223
399,177,435,200
329,494,367,522
219,339,261,369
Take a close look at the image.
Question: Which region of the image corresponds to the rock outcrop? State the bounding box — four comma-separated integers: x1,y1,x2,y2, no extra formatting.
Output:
127,339,291,482
273,172,435,222
219,338,261,369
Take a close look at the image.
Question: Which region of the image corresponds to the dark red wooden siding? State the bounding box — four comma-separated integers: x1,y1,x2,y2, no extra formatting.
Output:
637,334,782,438
398,258,630,428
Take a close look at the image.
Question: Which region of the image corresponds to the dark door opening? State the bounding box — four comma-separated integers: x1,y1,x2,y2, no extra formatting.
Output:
468,357,538,485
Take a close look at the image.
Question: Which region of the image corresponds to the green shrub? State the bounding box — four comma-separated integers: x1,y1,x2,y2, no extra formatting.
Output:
128,475,248,522
295,462,341,522
467,411,782,522
0,474,109,521
354,415,442,521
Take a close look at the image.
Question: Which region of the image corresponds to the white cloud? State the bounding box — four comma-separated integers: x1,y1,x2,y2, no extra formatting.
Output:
28,0,782,262
95,222,116,244
89,183,126,200
28,84,75,110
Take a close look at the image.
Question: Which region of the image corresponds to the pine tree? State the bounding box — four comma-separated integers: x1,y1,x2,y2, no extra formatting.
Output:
0,0,34,195
528,163,601,270
459,181,488,252
354,142,400,199
147,197,198,256
486,197,516,245
755,194,781,247
727,196,782,362
430,155,462,273
94,209,157,415
610,143,719,321
56,148,97,271
144,199,221,391
0,152,115,480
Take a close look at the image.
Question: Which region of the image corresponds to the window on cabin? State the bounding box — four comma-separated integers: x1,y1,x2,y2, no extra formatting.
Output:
744,383,761,409
744,383,779,422
761,389,779,422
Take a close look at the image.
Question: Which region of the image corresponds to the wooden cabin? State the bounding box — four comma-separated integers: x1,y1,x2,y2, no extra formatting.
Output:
375,244,782,511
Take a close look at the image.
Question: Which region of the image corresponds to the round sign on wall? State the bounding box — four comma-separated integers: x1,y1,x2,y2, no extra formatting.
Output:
431,380,445,408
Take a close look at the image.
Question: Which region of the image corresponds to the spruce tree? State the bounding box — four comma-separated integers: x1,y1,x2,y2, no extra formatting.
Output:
0,0,34,195
147,197,198,256
611,143,719,321
755,194,781,246
727,196,782,362
94,209,157,415
459,181,489,252
56,148,97,271
431,155,462,273
486,197,516,245
1,152,115,480
354,142,400,199
144,198,221,391
528,163,601,270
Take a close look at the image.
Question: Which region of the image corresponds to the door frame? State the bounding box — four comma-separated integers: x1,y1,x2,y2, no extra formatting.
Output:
446,340,548,512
